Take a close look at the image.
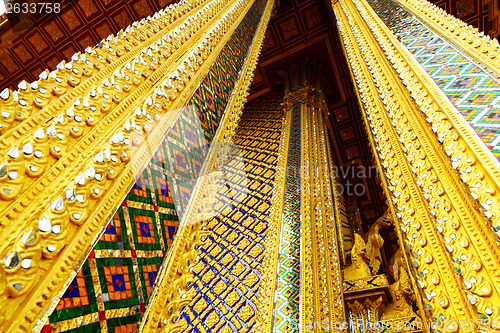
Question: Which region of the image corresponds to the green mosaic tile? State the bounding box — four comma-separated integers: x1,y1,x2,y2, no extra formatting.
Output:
368,0,500,161
272,102,301,333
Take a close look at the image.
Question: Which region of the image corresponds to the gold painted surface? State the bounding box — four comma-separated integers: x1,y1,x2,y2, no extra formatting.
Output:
365,210,392,275
334,2,473,326
344,274,389,294
141,106,284,332
343,236,423,332
344,233,374,281
353,0,500,323
357,0,500,243
0,0,209,145
335,0,500,328
255,100,290,333
0,0,267,331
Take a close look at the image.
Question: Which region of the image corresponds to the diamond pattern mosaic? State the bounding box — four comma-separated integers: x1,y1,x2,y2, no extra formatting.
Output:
272,102,301,333
174,91,283,332
42,0,267,331
367,0,500,159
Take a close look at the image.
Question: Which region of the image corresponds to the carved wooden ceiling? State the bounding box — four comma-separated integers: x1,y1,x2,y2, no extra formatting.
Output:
0,0,177,90
247,0,389,230
0,0,497,88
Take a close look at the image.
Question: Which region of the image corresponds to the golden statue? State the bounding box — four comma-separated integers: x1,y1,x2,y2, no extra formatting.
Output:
382,248,416,319
344,233,371,280
365,209,392,275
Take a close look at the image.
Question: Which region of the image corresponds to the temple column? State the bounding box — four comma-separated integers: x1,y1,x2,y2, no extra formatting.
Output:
332,0,500,329
265,60,346,333
296,86,345,333
141,58,346,332
0,0,274,331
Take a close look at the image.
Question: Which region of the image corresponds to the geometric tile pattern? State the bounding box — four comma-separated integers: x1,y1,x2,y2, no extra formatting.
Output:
43,0,267,331
158,0,266,216
368,0,500,160
179,89,282,332
46,177,174,333
272,102,301,333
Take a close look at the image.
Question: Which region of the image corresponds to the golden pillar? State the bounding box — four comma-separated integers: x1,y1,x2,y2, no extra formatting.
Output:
0,0,274,331
140,58,346,332
333,0,500,330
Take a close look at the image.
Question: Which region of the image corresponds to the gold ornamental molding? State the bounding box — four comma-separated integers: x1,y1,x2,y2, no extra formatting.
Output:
254,95,290,333
0,0,263,331
139,0,276,330
300,90,345,333
343,274,389,295
0,0,211,149
393,0,500,79
334,0,500,328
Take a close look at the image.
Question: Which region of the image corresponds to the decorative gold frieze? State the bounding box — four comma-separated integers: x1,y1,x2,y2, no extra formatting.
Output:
299,89,345,333
0,0,209,146
344,274,389,295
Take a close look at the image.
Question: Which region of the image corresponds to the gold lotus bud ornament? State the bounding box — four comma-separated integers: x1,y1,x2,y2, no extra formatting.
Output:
0,147,26,200
38,197,68,258
107,134,125,180
47,114,69,159
87,89,104,126
0,88,17,135
65,172,90,225
35,70,56,105
90,151,109,199
66,60,82,87
52,62,71,97
68,98,88,138
23,128,49,177
3,228,42,297
15,80,34,121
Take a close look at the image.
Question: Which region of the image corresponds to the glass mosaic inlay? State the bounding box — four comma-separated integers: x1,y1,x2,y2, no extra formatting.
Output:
42,0,267,331
176,92,283,331
272,102,301,333
367,0,500,159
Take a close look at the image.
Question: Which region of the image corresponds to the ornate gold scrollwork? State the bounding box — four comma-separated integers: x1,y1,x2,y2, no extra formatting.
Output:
345,233,372,281
366,210,392,275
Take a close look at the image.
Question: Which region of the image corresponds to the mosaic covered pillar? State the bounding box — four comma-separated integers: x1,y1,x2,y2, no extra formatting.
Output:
0,0,274,331
141,58,346,332
333,0,500,330
264,60,345,333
